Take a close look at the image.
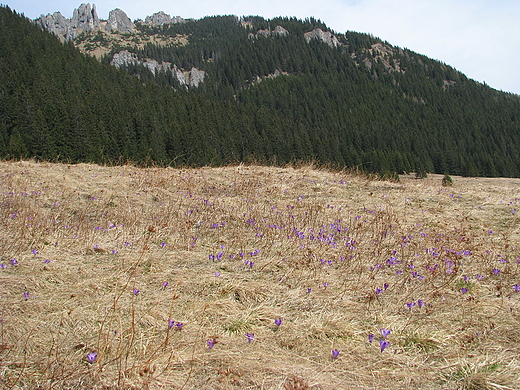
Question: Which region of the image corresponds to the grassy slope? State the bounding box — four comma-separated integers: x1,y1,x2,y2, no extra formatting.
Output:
1,161,520,389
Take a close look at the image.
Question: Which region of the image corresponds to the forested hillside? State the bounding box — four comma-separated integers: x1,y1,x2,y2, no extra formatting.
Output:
2,5,520,176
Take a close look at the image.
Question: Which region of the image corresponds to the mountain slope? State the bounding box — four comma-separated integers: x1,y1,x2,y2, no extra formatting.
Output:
2,5,520,176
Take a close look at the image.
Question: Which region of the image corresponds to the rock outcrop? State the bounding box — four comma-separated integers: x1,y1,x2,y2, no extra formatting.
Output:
110,50,205,87
36,3,138,39
36,3,100,41
73,3,100,31
36,11,72,40
304,28,341,48
104,8,133,33
144,11,185,26
183,67,205,87
273,26,289,36
252,69,289,85
248,25,289,39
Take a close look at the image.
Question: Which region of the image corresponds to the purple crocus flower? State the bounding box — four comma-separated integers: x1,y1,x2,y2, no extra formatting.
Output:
168,319,175,329
493,268,500,275
207,338,217,349
246,333,254,343
368,333,374,343
133,288,140,296
163,281,169,289
23,292,29,300
375,288,383,295
332,349,340,359
87,351,98,363
275,318,282,327
513,284,520,292
406,302,415,310
417,299,424,308
379,339,390,352
10,259,18,265
461,287,468,294
380,328,391,339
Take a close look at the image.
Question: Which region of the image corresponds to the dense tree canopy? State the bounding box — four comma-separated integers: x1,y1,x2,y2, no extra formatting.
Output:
1,6,520,176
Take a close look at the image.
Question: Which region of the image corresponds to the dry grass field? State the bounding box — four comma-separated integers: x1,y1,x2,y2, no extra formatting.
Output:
1,160,520,389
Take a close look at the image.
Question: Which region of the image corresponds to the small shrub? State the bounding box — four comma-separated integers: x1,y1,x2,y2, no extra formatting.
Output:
442,173,453,186
415,169,428,179
379,171,401,183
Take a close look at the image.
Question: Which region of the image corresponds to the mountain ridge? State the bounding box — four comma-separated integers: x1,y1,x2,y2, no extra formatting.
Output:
2,4,520,177
35,3,186,41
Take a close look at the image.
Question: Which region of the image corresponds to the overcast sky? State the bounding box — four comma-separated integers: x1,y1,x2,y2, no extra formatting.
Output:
6,0,520,95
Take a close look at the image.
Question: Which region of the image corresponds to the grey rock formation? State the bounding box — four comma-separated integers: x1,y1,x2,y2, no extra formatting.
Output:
36,3,100,41
144,11,185,26
105,8,134,33
184,67,206,87
36,11,72,40
249,25,289,39
145,11,171,25
110,50,139,68
256,29,271,37
110,50,205,87
73,3,100,31
273,26,289,36
304,28,340,48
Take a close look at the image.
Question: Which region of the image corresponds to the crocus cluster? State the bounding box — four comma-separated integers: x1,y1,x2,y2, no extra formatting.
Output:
379,328,391,352
168,319,183,330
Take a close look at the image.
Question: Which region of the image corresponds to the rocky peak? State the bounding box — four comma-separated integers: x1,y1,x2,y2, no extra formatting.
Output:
105,8,134,34
36,11,71,40
304,28,341,48
144,11,185,26
72,3,100,31
36,3,136,40
36,3,100,41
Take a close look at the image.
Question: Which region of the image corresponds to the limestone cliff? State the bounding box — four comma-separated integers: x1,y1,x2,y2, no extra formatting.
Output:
104,8,134,34
111,50,205,88
248,25,289,40
36,3,99,41
36,4,190,40
144,11,185,26
304,28,341,48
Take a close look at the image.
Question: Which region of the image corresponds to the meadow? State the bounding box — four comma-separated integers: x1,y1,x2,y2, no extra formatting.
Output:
1,160,519,389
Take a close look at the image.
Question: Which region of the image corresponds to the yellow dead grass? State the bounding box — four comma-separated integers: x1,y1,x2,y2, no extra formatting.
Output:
75,29,189,59
1,160,519,389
